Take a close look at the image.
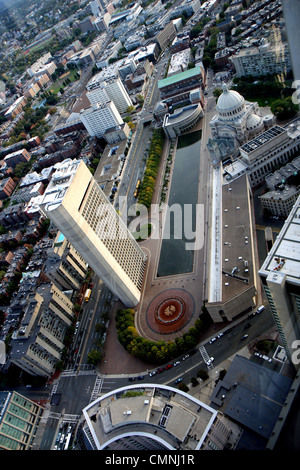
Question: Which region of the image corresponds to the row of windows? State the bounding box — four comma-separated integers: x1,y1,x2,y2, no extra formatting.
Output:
81,182,146,288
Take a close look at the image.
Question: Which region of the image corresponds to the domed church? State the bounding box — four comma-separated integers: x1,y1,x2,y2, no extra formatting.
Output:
209,83,273,147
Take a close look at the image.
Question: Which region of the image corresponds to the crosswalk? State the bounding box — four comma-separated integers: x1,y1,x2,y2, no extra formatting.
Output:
199,345,214,370
90,375,103,402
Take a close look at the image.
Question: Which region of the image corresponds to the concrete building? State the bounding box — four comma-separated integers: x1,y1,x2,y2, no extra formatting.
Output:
87,76,133,115
79,101,123,139
155,21,177,51
240,121,300,188
26,52,52,77
39,159,147,307
167,48,191,77
230,39,291,77
77,383,241,450
42,231,88,292
0,391,44,450
9,282,75,377
259,185,300,219
163,103,203,139
158,65,205,105
259,194,300,364
210,355,293,449
4,96,27,119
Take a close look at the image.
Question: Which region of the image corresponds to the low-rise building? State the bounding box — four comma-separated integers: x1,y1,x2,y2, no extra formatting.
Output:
9,282,75,377
4,148,31,169
78,383,241,450
259,185,300,219
0,177,17,200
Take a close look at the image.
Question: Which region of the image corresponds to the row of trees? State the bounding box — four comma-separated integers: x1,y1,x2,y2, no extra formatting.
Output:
116,307,211,364
138,128,165,209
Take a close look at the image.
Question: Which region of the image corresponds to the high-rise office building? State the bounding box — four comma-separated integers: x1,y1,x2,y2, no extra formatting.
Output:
79,100,123,139
259,194,300,365
39,159,147,307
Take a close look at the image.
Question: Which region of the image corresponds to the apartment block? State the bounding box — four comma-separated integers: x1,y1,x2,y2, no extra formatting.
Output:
42,231,88,291
87,76,132,114
9,283,75,377
79,101,123,139
4,148,31,169
0,391,44,450
230,40,291,77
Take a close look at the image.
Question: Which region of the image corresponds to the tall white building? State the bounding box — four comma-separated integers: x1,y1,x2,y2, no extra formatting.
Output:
39,159,147,307
259,194,300,366
87,76,132,114
79,100,123,138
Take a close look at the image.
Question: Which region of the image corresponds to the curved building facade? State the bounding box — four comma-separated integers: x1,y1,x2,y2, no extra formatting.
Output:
77,383,241,451
162,103,203,139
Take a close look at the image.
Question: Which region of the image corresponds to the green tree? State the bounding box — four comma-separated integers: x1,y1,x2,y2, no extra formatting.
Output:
87,349,103,365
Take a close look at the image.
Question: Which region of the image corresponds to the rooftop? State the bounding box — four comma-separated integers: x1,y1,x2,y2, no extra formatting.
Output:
82,384,217,450
158,66,202,89
210,355,293,441
259,194,300,283
240,125,286,154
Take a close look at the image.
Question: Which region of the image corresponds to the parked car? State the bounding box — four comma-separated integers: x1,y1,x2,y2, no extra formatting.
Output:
174,378,183,384
209,337,217,344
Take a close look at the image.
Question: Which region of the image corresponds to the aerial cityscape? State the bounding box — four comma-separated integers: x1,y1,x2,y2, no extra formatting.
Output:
0,0,299,455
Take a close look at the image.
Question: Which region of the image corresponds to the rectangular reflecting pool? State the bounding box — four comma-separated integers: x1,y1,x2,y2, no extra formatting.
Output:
157,130,202,277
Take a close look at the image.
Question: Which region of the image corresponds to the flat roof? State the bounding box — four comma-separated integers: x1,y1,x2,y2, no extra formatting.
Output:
240,125,285,154
210,355,293,439
259,194,300,283
158,66,201,89
208,172,255,304
83,384,217,450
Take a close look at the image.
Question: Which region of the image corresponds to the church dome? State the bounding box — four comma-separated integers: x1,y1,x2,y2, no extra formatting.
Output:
216,83,245,115
246,113,263,130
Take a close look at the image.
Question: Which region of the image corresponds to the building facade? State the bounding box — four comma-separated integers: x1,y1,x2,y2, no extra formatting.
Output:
259,194,300,365
9,282,75,377
0,391,44,450
79,101,123,139
39,159,147,307
230,40,291,77
42,231,88,292
87,76,132,114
